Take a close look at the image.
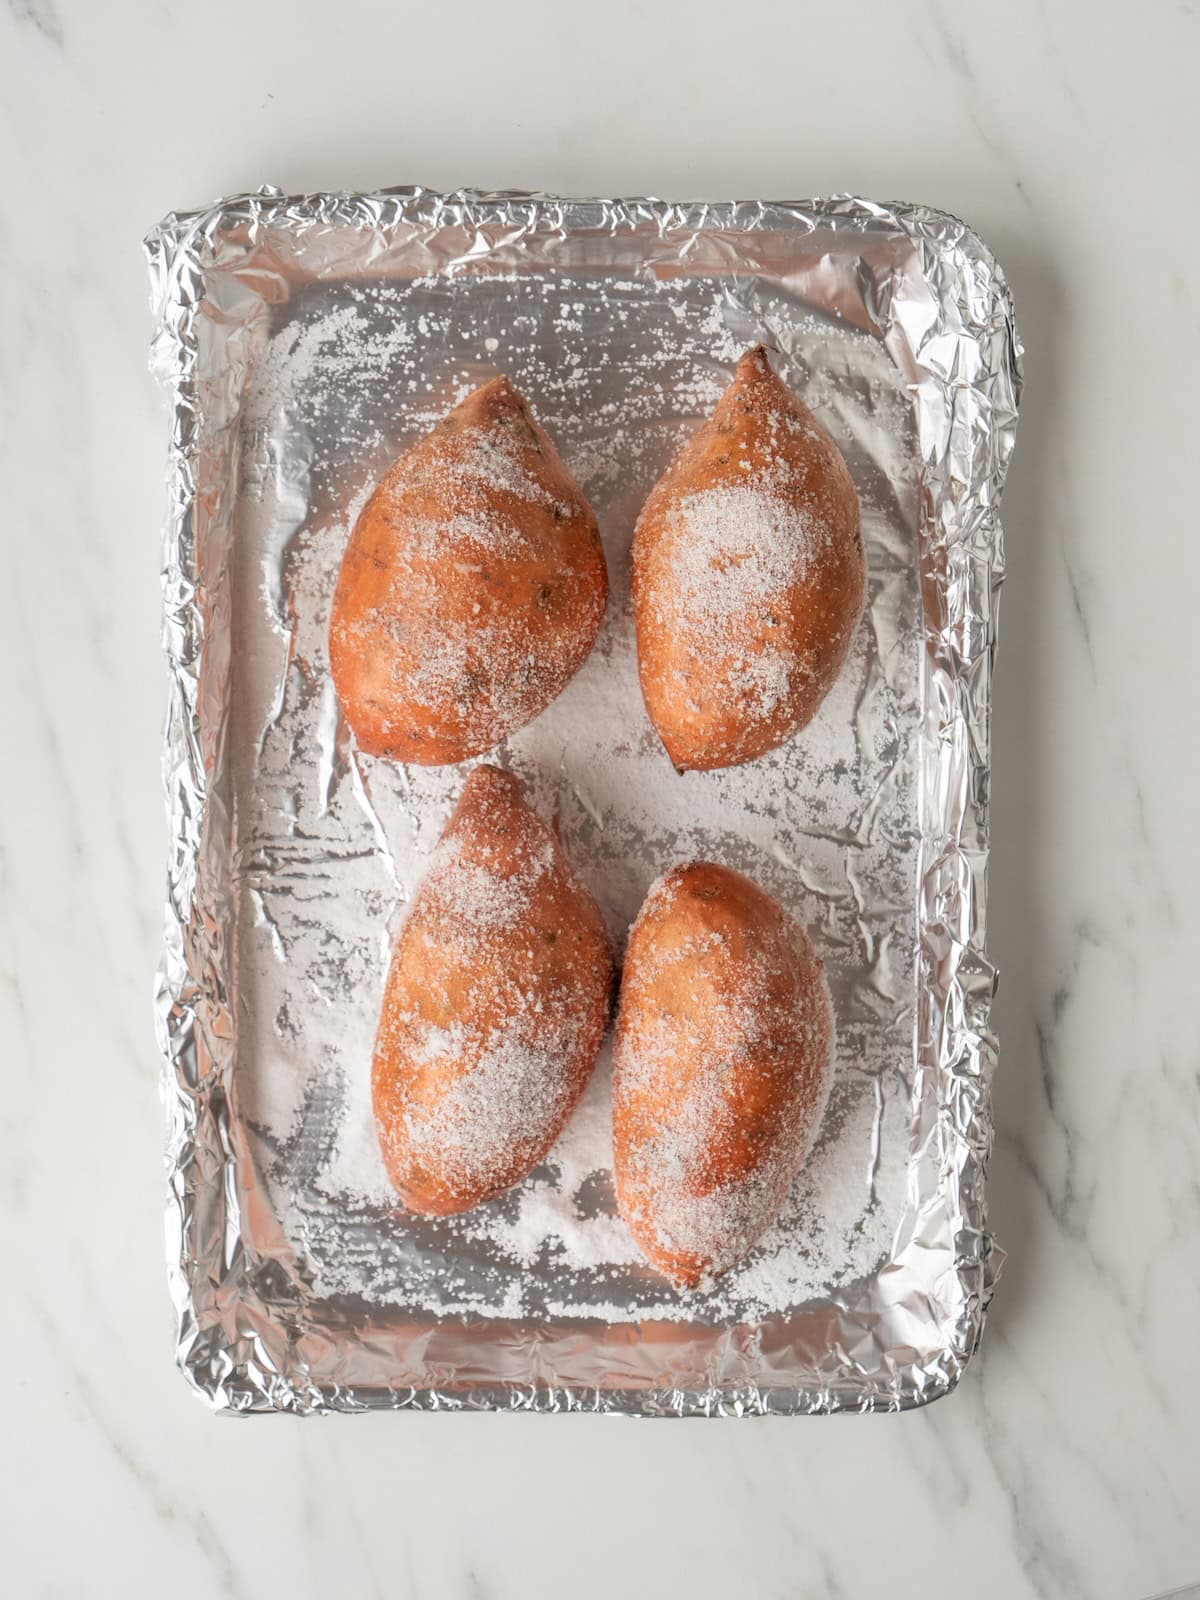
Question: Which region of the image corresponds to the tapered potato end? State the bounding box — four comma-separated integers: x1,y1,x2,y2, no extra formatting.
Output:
437,763,535,878
726,342,786,403
446,374,533,438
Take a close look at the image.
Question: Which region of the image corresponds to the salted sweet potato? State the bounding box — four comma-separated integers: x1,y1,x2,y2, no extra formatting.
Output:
331,376,607,766
372,764,613,1216
632,345,865,771
612,862,832,1287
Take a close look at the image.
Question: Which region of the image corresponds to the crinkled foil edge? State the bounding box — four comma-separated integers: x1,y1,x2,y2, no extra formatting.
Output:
145,188,1021,1415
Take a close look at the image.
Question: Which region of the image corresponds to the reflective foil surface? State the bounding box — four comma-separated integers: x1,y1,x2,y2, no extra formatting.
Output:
146,189,1020,1413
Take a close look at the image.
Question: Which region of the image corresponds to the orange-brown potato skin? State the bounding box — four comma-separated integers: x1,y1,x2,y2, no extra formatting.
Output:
331,376,607,766
633,346,865,771
372,765,613,1216
613,862,832,1287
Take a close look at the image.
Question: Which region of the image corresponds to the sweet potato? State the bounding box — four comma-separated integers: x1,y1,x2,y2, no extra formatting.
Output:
331,376,607,766
633,345,864,771
613,862,832,1286
372,764,613,1215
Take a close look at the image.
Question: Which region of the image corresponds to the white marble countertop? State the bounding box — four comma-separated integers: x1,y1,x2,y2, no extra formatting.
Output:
2,2,1198,1596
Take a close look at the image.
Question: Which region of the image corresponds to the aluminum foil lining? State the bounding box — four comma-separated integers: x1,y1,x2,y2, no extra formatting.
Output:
145,188,1020,1415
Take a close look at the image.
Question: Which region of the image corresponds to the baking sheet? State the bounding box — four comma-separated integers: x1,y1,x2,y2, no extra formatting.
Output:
146,189,1020,1413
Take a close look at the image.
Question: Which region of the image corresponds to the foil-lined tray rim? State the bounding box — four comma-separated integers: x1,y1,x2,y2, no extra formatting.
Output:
146,187,1021,1416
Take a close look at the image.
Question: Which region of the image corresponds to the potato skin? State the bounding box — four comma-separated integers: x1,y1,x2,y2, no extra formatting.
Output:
612,862,832,1287
633,345,865,771
331,376,607,766
372,764,613,1216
